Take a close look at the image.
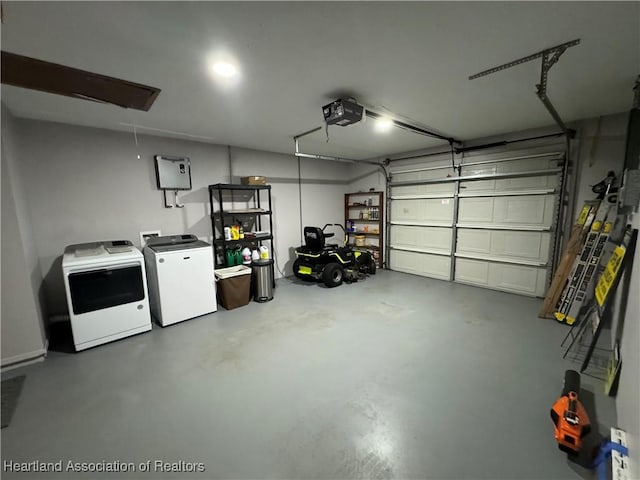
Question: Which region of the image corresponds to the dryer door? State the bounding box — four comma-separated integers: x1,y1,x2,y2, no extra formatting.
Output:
67,263,145,314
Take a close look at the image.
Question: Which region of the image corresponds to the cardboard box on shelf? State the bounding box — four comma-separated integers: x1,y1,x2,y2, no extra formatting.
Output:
241,176,267,185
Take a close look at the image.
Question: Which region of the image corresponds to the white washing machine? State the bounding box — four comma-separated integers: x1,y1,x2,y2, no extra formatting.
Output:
143,235,217,327
62,240,152,351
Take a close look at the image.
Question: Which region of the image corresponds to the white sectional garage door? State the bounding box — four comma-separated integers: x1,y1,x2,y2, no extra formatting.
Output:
389,163,455,280
388,149,564,297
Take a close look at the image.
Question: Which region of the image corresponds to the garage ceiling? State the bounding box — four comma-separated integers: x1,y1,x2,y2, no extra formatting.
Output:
1,2,638,160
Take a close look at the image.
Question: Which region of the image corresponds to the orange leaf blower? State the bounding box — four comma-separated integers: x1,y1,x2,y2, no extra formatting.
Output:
550,370,591,454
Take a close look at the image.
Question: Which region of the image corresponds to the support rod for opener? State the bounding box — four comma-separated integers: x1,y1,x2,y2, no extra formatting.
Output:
365,108,458,144
469,39,580,80
295,151,383,166
293,126,323,140
535,47,574,133
537,89,569,133
469,39,580,134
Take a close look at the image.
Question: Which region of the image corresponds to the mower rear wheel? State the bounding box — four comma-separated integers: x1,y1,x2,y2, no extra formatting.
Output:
369,260,376,275
323,263,344,287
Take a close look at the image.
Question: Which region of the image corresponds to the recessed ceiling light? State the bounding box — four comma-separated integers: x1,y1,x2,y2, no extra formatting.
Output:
212,62,238,78
375,118,393,133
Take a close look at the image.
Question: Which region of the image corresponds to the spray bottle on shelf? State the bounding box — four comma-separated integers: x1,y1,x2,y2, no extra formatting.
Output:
242,247,252,265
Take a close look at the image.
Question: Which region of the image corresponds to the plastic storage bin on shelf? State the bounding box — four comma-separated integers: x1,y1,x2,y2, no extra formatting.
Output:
214,265,252,310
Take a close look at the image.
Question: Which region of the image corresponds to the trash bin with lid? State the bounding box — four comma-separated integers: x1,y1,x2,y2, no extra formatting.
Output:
214,265,252,310
252,259,274,302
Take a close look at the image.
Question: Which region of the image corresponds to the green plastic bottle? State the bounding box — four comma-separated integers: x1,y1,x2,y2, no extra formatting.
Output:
234,247,243,266
226,248,235,267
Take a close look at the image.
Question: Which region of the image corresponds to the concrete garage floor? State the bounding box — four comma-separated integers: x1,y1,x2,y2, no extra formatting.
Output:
1,270,616,479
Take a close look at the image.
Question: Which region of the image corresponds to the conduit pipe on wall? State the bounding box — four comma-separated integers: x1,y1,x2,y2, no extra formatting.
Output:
292,129,321,245
295,137,303,245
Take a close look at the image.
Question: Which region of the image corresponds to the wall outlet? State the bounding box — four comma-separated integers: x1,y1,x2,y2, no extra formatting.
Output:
139,230,161,247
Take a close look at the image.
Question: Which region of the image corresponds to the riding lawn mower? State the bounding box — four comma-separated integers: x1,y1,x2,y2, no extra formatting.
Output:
293,224,376,287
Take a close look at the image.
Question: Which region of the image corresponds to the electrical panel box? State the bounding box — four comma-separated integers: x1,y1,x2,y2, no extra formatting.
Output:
154,155,192,190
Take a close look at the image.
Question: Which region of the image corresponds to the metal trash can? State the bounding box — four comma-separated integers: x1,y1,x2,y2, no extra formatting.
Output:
252,259,274,302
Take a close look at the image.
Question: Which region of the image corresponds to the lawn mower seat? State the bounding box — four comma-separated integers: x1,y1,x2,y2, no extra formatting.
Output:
303,226,337,252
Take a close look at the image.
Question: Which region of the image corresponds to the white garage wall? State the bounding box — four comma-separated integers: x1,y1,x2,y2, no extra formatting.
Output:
574,114,628,210
13,117,351,316
1,106,48,367
574,113,638,477
348,165,387,193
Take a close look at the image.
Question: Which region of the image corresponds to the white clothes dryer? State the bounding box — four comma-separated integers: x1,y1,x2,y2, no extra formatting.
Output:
62,240,152,351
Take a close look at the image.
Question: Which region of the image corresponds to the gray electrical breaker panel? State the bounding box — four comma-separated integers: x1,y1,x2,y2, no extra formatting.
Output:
154,155,192,190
